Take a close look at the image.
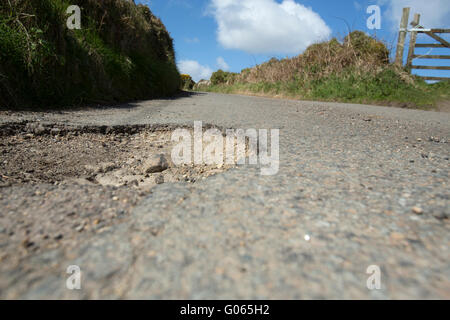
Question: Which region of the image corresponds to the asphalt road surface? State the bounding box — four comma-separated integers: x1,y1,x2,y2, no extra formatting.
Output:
0,92,449,299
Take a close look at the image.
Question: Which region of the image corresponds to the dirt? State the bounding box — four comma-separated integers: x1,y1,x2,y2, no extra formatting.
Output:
436,100,450,113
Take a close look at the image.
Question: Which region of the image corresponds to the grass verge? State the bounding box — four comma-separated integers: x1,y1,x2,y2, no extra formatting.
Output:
196,32,449,110
202,69,450,109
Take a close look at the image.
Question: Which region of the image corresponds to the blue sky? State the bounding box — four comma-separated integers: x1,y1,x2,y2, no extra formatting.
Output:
137,0,449,81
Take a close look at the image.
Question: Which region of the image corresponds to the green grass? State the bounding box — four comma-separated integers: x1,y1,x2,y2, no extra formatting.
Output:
200,68,450,109
0,0,180,109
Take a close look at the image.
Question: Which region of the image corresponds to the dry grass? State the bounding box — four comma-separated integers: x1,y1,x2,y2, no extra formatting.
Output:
198,31,450,109
232,31,395,84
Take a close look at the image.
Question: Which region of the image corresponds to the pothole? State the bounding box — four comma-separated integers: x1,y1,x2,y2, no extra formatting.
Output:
0,122,243,264
0,123,235,191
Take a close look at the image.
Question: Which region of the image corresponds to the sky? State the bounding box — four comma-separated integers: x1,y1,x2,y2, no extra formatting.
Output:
137,0,450,81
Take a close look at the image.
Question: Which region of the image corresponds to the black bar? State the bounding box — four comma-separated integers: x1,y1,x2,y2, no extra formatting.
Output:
0,300,448,319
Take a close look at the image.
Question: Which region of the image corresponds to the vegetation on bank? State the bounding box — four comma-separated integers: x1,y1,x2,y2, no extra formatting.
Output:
0,0,180,109
180,74,195,90
196,31,449,109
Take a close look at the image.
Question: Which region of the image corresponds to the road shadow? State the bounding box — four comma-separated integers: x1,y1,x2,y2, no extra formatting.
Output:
159,91,207,100
0,91,207,113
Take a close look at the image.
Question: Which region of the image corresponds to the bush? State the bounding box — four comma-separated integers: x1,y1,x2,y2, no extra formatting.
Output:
210,69,238,85
210,69,228,85
180,74,195,90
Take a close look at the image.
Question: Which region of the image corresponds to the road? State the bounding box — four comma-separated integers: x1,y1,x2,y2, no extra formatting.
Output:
0,92,449,299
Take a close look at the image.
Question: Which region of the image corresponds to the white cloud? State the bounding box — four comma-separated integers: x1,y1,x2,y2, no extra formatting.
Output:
216,56,230,70
209,0,331,54
178,60,213,82
379,0,450,29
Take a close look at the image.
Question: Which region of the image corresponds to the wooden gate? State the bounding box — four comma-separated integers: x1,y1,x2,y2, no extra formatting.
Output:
395,8,450,81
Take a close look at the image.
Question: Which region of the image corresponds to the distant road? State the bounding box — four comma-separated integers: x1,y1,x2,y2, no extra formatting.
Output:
1,93,449,299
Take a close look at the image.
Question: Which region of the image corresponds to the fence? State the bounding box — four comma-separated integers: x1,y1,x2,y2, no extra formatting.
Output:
395,7,450,81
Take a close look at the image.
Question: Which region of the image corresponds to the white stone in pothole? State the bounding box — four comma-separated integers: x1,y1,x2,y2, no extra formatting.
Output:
85,162,116,174
96,174,122,187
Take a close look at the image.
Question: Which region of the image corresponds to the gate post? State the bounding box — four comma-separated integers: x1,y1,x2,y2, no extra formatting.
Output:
406,13,421,69
395,7,410,66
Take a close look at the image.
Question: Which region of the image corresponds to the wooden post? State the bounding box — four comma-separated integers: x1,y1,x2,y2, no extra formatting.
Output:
406,13,421,69
395,7,410,66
